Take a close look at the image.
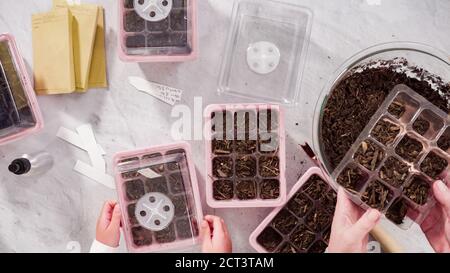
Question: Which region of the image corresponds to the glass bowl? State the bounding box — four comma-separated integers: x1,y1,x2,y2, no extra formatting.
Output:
313,42,450,175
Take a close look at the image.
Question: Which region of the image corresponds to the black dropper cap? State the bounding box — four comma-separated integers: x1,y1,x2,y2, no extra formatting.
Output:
8,158,31,175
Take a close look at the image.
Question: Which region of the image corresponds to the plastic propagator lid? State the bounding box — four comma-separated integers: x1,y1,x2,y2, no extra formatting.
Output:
218,0,313,105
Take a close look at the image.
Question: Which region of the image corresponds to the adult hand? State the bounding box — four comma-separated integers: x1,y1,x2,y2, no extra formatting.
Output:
95,201,122,248
327,187,381,253
201,215,232,253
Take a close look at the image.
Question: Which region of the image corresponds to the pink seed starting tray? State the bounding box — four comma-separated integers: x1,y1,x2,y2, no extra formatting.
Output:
113,142,203,253
249,166,336,253
331,84,450,229
0,33,43,145
118,0,198,62
204,103,286,208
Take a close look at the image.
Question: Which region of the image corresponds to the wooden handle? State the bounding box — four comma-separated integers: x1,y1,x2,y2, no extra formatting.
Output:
370,225,404,253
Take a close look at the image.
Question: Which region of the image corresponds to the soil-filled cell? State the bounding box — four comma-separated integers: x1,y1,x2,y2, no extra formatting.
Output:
168,172,185,194
173,195,190,217
361,180,393,211
125,180,145,201
176,218,197,239
236,155,256,178
235,179,256,200
256,226,283,252
395,135,423,163
124,11,145,32
354,140,385,171
127,203,138,225
126,35,146,48
260,179,280,200
309,240,328,253
212,157,233,178
144,177,169,194
213,180,234,200
287,193,313,217
388,99,406,119
437,128,450,152
132,226,153,246
386,198,408,225
146,17,170,32
303,175,329,200
289,225,316,251
212,138,233,155
234,140,257,154
155,223,176,243
305,208,331,232
259,156,280,177
271,209,298,235
420,151,448,179
379,156,410,188
169,9,187,31
371,118,401,146
337,165,368,194
404,175,430,206
276,242,297,253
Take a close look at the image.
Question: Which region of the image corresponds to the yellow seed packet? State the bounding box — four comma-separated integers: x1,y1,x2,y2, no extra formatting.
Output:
53,2,99,91
32,8,75,95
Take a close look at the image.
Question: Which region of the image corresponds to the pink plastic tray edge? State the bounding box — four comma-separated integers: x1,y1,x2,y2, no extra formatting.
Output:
0,33,44,145
117,0,198,63
248,166,327,253
204,103,287,208
113,141,204,253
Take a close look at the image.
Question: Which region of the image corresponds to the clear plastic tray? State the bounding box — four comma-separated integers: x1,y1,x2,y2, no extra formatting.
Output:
249,166,336,253
331,84,450,229
118,0,197,62
113,142,203,253
0,33,43,145
204,103,286,208
218,0,312,105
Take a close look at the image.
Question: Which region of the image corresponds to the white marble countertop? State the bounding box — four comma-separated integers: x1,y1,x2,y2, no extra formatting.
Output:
0,0,448,253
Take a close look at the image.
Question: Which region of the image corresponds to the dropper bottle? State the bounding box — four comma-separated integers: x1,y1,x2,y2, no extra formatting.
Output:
8,151,53,176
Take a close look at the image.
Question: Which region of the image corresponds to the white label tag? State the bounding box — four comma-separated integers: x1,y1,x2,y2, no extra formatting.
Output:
128,76,183,106
138,168,162,179
74,161,115,189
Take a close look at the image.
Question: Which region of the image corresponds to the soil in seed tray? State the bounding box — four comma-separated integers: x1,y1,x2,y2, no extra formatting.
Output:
371,118,401,145
379,156,410,188
128,203,138,225
173,0,187,9
144,177,169,194
260,179,280,199
395,135,423,163
176,218,195,239
404,176,430,206
305,208,331,232
319,190,337,214
173,195,189,217
309,240,328,253
287,193,313,217
169,9,187,31
168,173,185,194
271,209,298,235
420,151,448,179
234,139,257,154
257,226,283,252
322,228,331,244
213,157,233,178
303,175,330,200
213,180,234,200
437,128,450,151
337,165,367,194
289,225,316,251
155,223,176,243
354,140,385,171
388,100,406,119
361,180,392,210
235,180,256,200
212,138,233,155
124,0,134,8
126,35,145,48
412,117,430,136
236,155,256,178
124,11,145,32
385,198,408,225
121,170,139,179
259,156,280,177
125,180,145,201
276,242,297,253
166,161,180,172
132,226,153,246
321,59,449,171
146,17,170,32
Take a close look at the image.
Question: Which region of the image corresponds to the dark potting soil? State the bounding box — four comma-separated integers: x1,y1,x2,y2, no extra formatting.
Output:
379,156,410,188
271,209,298,235
212,138,233,155
305,208,331,232
371,118,401,145
309,240,328,253
168,172,185,194
145,176,169,194
173,194,189,217
260,179,280,199
235,140,257,154
132,226,153,246
395,135,423,163
212,180,233,200
404,176,430,206
336,165,367,194
303,175,330,200
388,100,406,119
259,156,280,177
236,155,256,178
289,225,316,251
213,157,233,178
386,198,408,225
276,242,297,253
155,223,176,243
125,179,145,201
361,180,392,210
321,59,450,170
354,140,385,171
176,218,195,239
420,151,448,179
437,128,450,151
128,203,138,225
257,226,283,252
235,179,256,200
287,192,313,217
412,117,430,136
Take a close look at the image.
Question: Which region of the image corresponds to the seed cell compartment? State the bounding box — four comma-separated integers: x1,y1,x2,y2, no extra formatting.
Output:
114,142,203,252
118,0,197,62
0,34,43,145
204,103,286,208
332,84,450,229
249,167,336,253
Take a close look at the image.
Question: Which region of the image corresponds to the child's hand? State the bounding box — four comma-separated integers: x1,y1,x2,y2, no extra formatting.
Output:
201,215,232,253
421,180,450,253
327,187,381,253
96,201,122,248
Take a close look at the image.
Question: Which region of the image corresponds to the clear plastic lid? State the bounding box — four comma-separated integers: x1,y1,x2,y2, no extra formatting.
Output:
113,143,203,252
0,34,43,145
218,0,313,105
